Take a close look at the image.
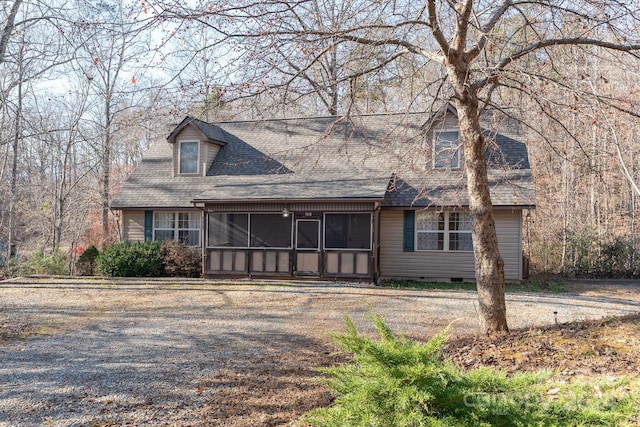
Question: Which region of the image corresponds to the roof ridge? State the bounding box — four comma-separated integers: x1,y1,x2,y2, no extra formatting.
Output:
210,110,428,125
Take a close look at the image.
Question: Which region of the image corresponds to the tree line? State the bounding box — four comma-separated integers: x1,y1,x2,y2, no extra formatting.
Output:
2,0,640,332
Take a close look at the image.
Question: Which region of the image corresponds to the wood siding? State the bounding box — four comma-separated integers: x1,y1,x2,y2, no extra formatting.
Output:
123,210,145,242
379,209,523,281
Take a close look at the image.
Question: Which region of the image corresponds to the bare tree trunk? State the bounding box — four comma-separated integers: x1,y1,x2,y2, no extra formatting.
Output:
7,52,23,260
7,104,20,259
102,105,112,245
0,0,22,63
53,136,72,251
561,142,568,272
454,95,508,334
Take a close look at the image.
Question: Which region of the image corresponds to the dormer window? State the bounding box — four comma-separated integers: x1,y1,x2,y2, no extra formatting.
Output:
433,130,462,169
179,141,199,174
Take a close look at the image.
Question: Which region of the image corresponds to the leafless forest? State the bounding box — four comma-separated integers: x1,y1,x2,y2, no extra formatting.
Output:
2,0,640,279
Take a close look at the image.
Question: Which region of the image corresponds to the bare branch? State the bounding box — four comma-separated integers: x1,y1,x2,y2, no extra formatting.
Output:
452,0,474,54
0,0,23,63
466,0,512,62
473,37,640,89
427,0,451,54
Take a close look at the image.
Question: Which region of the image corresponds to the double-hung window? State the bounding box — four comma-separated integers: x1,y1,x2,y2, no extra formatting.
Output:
433,130,462,169
179,141,199,174
416,211,472,251
153,212,201,246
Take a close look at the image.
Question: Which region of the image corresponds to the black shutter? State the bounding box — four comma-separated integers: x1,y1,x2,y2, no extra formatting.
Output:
403,210,415,252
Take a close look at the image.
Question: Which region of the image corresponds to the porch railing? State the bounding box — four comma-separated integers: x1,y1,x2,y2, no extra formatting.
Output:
205,248,371,278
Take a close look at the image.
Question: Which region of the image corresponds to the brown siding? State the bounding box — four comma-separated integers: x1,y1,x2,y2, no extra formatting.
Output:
123,210,145,242
379,209,523,281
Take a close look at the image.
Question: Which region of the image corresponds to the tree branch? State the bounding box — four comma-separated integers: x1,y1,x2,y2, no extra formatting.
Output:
0,0,23,63
473,37,640,89
466,0,512,62
452,0,474,54
427,0,450,54
500,37,640,71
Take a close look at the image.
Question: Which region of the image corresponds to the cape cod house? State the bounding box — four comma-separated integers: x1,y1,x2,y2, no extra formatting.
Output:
111,105,535,282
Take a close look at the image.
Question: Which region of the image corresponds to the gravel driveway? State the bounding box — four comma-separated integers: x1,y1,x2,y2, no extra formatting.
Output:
1,277,639,426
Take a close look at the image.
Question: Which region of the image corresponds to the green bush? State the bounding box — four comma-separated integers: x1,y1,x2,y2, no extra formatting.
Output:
304,313,639,426
594,238,633,277
76,245,100,276
6,250,69,276
533,228,640,278
97,241,163,277
161,240,201,277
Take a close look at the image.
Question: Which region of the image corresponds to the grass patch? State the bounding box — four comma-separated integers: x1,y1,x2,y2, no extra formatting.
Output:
380,279,477,291
380,278,571,293
507,277,570,293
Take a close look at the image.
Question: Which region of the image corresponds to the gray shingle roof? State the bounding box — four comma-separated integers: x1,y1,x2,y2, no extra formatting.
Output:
167,116,229,145
111,111,535,210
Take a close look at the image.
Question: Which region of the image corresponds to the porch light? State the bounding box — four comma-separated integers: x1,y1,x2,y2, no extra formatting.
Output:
282,207,290,218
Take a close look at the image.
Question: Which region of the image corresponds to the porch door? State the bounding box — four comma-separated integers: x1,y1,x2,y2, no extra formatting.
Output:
295,219,321,275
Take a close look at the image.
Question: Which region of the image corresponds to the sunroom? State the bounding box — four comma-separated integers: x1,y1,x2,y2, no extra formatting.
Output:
201,201,378,279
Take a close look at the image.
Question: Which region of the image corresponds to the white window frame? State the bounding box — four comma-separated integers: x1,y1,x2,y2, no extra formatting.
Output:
415,210,472,252
153,211,201,246
179,140,200,174
433,129,462,169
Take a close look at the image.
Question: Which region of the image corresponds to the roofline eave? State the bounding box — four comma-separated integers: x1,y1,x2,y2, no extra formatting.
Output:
191,196,386,205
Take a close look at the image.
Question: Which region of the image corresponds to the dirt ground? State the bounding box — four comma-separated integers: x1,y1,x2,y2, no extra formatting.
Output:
1,277,639,426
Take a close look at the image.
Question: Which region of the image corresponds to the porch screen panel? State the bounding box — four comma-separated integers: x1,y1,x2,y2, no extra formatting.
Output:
207,213,249,247
297,220,319,249
250,214,292,248
324,213,371,250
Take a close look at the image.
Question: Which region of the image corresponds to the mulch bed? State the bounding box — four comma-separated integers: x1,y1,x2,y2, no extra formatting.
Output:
443,313,640,377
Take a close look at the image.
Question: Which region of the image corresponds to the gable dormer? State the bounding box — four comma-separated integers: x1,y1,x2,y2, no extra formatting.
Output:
427,103,462,170
425,103,529,171
167,116,228,177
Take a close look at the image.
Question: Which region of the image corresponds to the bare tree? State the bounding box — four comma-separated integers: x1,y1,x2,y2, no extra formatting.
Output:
71,0,155,245
1,0,71,260
518,39,640,276
154,0,640,334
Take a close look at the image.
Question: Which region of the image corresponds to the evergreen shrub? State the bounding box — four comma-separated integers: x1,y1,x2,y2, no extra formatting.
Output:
14,250,69,276
304,313,639,427
76,245,100,276
97,241,163,277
